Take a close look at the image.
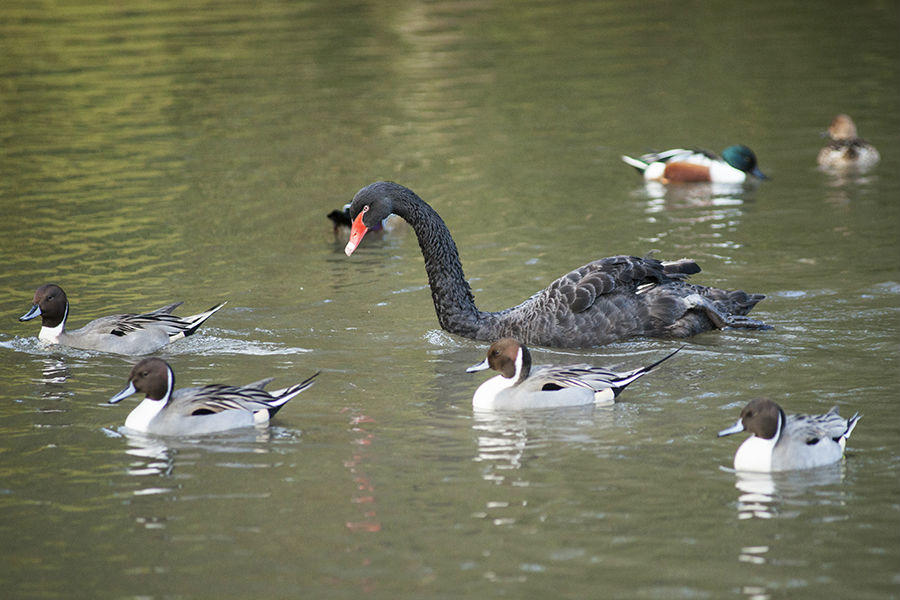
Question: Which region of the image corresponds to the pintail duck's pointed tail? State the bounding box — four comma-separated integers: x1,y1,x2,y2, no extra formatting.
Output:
612,346,683,396
843,412,861,442
179,301,227,338
266,371,320,417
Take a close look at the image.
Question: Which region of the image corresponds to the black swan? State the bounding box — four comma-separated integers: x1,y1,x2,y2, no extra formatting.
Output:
343,181,769,348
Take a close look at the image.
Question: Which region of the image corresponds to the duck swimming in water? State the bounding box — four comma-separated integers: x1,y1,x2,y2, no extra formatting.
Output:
342,181,769,348
817,114,880,171
19,284,225,355
109,358,319,436
466,338,680,410
621,145,767,184
718,398,860,472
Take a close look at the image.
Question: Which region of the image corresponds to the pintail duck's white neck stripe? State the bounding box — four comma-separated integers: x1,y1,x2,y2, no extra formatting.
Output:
161,365,174,403
513,345,533,386
513,347,525,384
733,412,782,472
38,304,68,343
123,367,174,432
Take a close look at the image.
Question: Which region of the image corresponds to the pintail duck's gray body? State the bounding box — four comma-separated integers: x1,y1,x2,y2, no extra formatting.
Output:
343,181,769,348
19,284,225,355
467,338,680,410
109,358,319,436
718,398,861,472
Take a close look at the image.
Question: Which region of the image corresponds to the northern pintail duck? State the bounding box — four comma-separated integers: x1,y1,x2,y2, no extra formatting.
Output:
342,181,769,348
466,338,680,410
621,145,767,184
19,284,225,355
718,398,860,472
109,358,319,435
817,114,880,170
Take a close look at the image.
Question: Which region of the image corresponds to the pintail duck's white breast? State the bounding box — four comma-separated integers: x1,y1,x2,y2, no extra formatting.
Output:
108,358,319,436
718,398,860,473
466,338,680,411
18,283,225,355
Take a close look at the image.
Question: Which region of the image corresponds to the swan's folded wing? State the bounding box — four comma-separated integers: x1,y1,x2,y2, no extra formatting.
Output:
547,256,672,314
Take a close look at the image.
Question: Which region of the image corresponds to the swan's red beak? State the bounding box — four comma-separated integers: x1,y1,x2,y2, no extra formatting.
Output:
344,211,368,256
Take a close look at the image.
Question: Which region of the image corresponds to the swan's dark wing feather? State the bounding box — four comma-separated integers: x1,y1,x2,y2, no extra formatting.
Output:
549,256,672,314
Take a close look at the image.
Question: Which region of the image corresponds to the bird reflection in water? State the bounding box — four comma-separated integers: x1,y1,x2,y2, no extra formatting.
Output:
343,409,381,533
634,181,750,256
640,180,750,209
34,358,73,402
727,462,846,520
339,407,380,594
472,411,530,481
113,427,275,480
471,407,596,483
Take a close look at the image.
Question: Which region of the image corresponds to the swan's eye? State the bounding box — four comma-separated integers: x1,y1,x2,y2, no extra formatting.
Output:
362,205,370,213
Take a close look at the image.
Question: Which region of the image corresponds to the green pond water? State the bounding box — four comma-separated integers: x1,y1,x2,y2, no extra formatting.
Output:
1,1,898,598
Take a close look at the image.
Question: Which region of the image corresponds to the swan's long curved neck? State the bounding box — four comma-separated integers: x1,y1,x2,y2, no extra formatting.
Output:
391,189,493,336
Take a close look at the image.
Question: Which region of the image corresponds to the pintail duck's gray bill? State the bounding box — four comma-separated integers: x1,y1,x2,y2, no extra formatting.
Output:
717,420,745,437
466,358,490,373
109,382,137,404
19,305,41,321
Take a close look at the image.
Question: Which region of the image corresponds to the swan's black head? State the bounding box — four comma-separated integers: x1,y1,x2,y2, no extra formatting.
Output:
344,181,404,255
348,181,400,223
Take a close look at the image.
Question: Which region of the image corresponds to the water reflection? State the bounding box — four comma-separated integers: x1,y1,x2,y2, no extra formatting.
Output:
112,426,278,480
120,431,176,480
343,409,381,533
639,181,750,208
726,463,846,520
472,406,598,484
820,170,880,207
36,357,68,384
629,181,755,258
34,357,75,403
341,407,381,594
473,411,530,479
